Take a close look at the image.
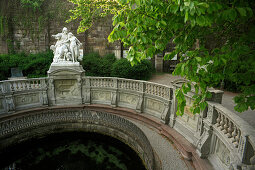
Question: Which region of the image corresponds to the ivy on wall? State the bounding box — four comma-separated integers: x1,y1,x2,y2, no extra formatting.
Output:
0,0,72,53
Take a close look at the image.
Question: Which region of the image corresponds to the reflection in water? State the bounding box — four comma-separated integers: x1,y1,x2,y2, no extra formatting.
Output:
0,132,146,170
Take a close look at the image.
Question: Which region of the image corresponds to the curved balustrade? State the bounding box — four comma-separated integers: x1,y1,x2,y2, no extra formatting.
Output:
0,76,254,170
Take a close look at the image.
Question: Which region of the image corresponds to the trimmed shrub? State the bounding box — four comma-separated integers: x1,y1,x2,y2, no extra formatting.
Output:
82,53,116,77
81,52,101,76
111,58,154,80
0,51,53,80
110,58,134,79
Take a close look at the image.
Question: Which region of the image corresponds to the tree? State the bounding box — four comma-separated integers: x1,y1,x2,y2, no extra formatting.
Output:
68,0,255,115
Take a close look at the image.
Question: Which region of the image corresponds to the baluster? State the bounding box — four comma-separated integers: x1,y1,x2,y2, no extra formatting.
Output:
22,81,26,90
232,126,237,143
227,121,234,138
227,120,234,138
92,79,94,87
159,86,162,96
163,88,166,98
34,80,37,89
13,82,17,91
223,117,229,134
101,79,104,87
37,80,41,88
24,80,28,90
234,129,240,147
18,81,22,90
95,79,97,87
155,86,158,95
28,81,32,89
220,114,225,130
30,80,33,89
216,112,221,127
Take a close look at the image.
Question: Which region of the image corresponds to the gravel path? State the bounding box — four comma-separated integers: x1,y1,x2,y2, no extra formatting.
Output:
130,120,191,170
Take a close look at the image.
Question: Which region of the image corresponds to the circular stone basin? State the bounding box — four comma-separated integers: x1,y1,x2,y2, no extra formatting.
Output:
0,132,146,170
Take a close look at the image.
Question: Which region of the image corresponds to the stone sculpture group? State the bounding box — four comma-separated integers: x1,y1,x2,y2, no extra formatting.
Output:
50,27,82,63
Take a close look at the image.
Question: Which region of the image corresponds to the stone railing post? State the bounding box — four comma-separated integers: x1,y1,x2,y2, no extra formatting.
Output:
196,104,216,158
77,77,83,104
47,78,56,105
40,79,48,106
1,82,15,113
4,95,15,113
160,87,172,125
169,85,177,127
161,101,171,125
84,77,91,104
135,82,144,113
111,78,118,107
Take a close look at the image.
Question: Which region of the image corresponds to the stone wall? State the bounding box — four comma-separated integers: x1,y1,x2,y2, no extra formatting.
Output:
0,0,120,57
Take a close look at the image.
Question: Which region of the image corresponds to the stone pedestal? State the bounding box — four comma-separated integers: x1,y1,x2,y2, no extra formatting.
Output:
47,62,85,106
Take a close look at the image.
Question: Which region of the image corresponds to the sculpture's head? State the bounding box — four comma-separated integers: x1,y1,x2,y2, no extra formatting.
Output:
62,27,68,34
68,32,73,38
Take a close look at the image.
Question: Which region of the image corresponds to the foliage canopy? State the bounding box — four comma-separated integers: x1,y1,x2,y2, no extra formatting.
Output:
68,0,255,115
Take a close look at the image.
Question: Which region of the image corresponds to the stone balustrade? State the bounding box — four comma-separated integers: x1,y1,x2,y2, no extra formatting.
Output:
0,75,254,170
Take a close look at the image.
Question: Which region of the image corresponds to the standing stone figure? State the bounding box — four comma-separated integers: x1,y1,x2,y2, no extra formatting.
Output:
50,27,82,63
68,32,82,62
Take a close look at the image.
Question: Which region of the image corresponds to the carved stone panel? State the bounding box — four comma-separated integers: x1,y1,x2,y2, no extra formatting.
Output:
119,93,138,106
91,91,111,101
145,98,164,113
14,93,39,106
178,97,199,130
215,138,231,167
55,79,78,99
0,99,3,110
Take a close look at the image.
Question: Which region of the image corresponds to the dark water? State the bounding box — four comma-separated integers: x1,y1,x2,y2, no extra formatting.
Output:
0,132,146,170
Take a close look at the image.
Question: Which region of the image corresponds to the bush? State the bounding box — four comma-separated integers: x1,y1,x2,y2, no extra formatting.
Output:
82,52,116,77
111,58,154,80
0,51,53,80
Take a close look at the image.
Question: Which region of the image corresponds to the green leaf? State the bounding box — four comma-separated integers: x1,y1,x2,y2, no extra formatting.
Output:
199,101,207,111
184,11,189,23
195,57,202,62
171,4,179,14
237,7,246,17
196,16,206,26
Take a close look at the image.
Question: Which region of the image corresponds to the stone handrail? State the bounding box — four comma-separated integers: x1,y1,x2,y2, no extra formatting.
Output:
208,102,255,166
0,78,46,93
0,76,254,169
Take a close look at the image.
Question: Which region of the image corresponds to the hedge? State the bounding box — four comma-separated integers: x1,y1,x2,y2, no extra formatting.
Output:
0,51,53,80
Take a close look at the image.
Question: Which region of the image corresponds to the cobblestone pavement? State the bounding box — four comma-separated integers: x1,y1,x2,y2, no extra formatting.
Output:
148,73,255,127
130,120,192,170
